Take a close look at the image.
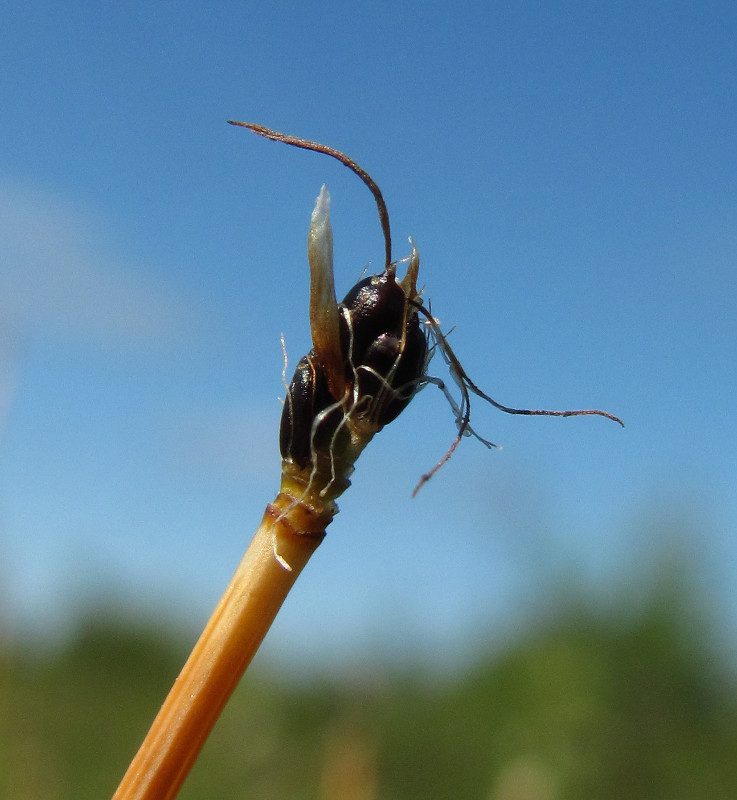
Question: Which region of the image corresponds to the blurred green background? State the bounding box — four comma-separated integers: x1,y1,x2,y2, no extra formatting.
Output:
3,528,736,800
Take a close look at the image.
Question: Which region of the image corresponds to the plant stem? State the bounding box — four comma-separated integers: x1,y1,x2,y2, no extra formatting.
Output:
111,491,329,800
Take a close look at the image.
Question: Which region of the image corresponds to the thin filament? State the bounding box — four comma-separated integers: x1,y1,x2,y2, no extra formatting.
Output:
409,299,624,495
228,121,393,272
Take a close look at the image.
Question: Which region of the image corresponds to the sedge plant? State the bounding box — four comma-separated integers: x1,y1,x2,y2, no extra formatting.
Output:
111,123,623,800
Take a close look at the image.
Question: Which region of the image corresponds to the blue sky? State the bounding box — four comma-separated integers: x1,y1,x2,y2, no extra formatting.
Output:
1,1,735,669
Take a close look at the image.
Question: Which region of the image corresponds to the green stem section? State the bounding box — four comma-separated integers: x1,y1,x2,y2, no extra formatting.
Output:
111,481,331,800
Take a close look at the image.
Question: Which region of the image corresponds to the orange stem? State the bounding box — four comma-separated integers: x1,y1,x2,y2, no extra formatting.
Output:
112,498,327,800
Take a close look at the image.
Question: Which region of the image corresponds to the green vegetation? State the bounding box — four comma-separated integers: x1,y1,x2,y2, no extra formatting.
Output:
2,582,736,800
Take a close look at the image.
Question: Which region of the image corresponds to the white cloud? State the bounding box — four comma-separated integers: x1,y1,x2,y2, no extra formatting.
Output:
0,181,189,346
0,180,195,442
